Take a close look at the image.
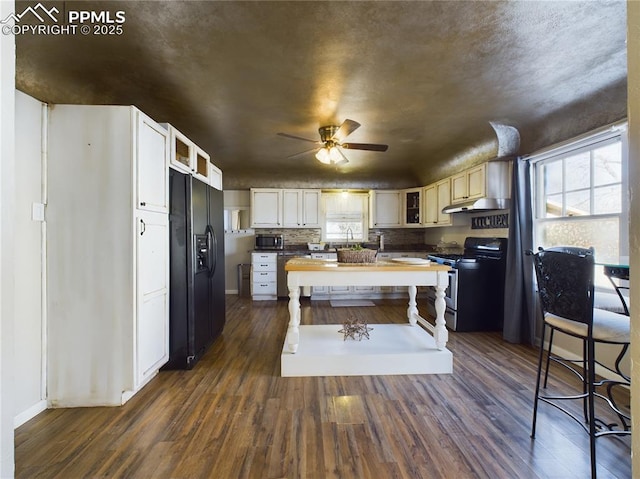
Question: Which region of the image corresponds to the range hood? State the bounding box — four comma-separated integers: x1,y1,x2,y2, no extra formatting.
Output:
441,159,513,214
442,197,510,214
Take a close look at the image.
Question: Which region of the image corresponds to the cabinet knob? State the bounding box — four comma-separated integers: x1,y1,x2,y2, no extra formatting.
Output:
140,201,146,206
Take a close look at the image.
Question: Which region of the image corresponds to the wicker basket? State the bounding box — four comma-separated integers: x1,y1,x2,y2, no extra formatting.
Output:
336,248,377,263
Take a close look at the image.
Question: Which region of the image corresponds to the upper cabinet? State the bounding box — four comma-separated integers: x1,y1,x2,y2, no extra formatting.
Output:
423,178,452,227
164,124,222,190
251,188,282,227
451,163,486,204
369,190,402,227
402,188,422,227
136,114,170,213
251,188,321,228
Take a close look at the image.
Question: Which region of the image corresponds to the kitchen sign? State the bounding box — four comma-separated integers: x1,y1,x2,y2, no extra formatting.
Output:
471,213,509,229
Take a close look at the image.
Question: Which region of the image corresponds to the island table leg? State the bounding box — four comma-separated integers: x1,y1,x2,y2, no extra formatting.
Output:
407,285,418,325
434,284,449,350
287,285,301,353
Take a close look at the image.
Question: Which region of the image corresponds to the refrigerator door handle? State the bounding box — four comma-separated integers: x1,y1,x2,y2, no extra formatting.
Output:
206,224,217,278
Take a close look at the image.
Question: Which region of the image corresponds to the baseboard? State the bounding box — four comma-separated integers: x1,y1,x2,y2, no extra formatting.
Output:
14,399,47,428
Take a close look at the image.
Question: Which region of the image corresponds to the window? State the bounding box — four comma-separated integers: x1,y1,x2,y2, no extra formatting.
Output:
531,123,628,283
321,192,369,243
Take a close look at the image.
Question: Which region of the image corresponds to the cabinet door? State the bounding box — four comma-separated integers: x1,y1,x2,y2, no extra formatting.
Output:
136,211,169,387
137,112,169,213
436,178,452,225
467,164,486,200
302,190,321,227
282,189,302,227
193,147,210,185
250,189,282,227
403,188,422,226
451,171,468,204
423,184,438,225
370,190,402,227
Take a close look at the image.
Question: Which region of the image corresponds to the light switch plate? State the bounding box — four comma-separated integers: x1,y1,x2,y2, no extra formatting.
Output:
32,202,45,222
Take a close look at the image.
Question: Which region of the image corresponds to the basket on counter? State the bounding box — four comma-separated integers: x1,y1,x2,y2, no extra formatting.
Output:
336,248,378,263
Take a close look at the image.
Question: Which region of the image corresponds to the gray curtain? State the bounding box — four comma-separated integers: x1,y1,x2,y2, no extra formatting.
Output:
503,157,537,344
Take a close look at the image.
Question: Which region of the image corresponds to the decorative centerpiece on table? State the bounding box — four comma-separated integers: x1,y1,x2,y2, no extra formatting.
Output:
336,244,377,263
338,318,374,341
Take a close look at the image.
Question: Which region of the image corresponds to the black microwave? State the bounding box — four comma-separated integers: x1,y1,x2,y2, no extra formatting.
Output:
255,234,284,250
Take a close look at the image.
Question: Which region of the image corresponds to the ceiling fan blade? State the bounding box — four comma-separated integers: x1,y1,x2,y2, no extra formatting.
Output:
277,132,322,144
286,147,320,159
341,142,389,152
332,119,361,142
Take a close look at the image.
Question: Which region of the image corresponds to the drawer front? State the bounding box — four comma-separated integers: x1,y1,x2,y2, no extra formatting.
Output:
252,282,277,295
251,253,277,263
252,270,276,282
252,262,276,272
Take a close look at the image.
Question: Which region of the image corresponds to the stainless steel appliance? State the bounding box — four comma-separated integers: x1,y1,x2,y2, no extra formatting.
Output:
426,237,508,331
255,234,284,250
164,169,226,369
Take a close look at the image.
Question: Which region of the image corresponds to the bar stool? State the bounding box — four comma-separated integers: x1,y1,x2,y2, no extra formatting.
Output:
528,246,631,478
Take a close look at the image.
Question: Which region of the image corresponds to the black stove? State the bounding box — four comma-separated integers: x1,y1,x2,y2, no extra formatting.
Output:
425,237,508,332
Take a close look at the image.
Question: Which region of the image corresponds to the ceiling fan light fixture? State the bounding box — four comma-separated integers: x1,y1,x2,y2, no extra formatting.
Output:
315,147,331,164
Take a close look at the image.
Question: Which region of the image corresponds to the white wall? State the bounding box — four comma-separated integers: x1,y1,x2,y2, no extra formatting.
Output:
627,2,639,476
223,190,253,293
13,91,46,427
1,0,16,475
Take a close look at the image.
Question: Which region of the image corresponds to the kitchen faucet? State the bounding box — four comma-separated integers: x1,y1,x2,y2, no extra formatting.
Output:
346,227,354,247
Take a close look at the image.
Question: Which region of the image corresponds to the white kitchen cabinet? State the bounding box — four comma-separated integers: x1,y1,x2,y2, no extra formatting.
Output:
164,124,221,189
451,163,486,204
250,188,283,227
369,190,402,227
283,189,321,228
165,124,194,175
46,105,169,407
423,178,452,226
136,210,170,388
254,188,320,228
251,252,278,300
403,188,422,227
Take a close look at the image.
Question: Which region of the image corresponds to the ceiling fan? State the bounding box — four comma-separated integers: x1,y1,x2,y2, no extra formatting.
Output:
277,119,389,165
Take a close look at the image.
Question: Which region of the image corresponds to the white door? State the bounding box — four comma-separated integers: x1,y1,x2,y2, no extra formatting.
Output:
371,191,401,227
137,111,169,213
136,210,169,387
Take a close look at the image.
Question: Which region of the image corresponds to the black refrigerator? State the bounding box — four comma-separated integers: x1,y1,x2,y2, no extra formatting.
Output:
163,169,226,369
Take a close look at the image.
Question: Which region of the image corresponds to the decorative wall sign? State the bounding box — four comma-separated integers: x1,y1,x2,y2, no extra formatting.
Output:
471,213,509,229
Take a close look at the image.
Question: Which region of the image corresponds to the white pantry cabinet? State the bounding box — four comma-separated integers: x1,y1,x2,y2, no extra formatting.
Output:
46,105,169,407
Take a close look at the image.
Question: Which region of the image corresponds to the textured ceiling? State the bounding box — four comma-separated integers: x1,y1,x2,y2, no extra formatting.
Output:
15,0,627,189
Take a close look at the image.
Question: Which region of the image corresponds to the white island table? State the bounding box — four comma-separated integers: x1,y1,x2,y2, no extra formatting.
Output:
282,258,452,377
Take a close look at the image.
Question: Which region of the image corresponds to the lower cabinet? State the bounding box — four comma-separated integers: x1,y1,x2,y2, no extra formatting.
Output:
251,252,277,300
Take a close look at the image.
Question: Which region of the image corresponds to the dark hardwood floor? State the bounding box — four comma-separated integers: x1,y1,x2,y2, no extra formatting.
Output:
15,296,631,478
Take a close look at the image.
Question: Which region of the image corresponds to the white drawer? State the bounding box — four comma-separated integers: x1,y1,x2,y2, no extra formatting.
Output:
252,270,276,282
252,262,276,272
251,252,277,263
311,252,337,260
252,282,277,295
